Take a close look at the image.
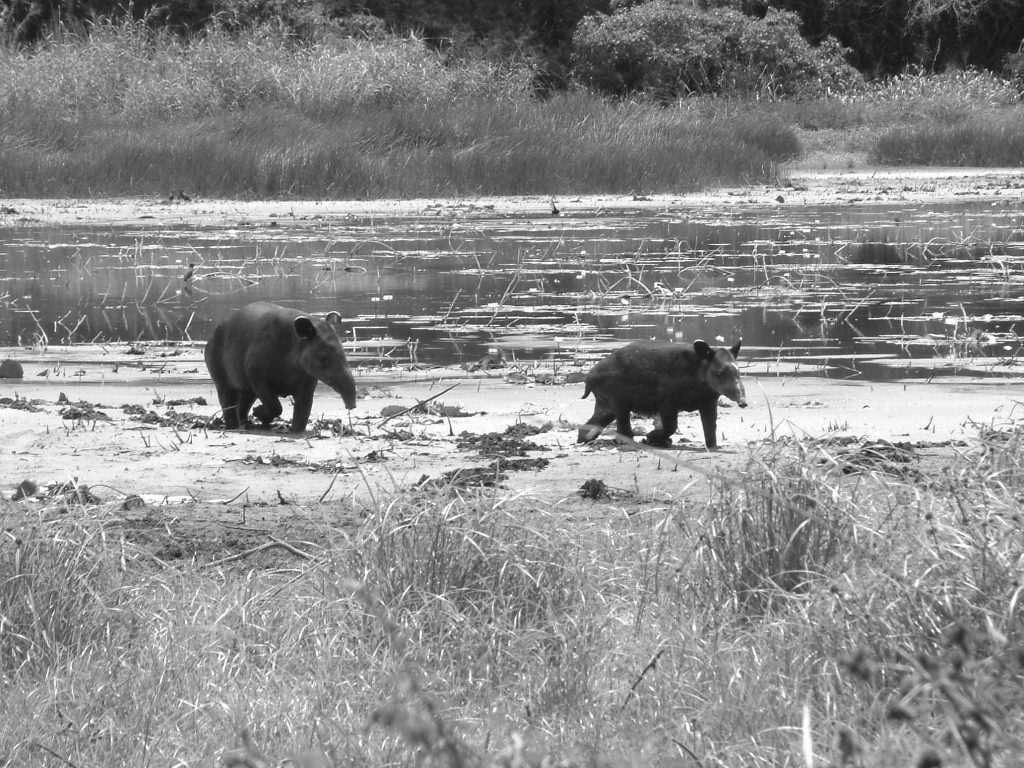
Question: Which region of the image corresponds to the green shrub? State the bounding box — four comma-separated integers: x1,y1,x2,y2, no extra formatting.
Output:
571,3,862,99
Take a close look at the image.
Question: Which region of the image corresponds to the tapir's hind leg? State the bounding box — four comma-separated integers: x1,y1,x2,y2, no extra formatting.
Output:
645,409,677,447
213,384,248,429
614,409,635,440
250,385,283,428
232,391,257,428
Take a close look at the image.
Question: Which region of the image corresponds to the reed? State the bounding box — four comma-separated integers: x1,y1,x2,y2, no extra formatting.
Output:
869,114,1024,166
0,20,799,197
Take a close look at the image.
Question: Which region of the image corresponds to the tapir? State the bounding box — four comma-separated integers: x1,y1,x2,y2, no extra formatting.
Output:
577,339,747,449
204,302,357,433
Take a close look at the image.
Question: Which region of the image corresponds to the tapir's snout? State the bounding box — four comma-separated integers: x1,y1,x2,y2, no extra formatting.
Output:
327,369,357,410
727,379,747,408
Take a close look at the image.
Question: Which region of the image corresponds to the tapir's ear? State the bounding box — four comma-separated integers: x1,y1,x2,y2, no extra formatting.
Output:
693,340,714,360
294,316,317,339
324,311,343,329
730,340,741,358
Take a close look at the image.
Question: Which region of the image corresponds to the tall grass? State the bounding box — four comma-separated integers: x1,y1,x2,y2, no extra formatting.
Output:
870,114,1024,166
0,20,799,198
4,425,1024,766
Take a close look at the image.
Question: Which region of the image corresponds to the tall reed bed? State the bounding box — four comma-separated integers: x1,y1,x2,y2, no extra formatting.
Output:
3,426,1023,766
0,21,798,197
870,114,1024,166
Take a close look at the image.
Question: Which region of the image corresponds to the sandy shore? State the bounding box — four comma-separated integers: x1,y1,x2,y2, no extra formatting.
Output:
1,341,1021,516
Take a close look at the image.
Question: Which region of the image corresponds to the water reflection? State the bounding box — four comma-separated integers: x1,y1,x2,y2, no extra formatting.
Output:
2,200,1023,380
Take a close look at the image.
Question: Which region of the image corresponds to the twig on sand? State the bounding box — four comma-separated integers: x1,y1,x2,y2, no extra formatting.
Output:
202,536,316,568
377,383,460,426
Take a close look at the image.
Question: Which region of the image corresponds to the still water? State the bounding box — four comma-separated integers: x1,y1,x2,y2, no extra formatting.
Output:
2,200,1023,380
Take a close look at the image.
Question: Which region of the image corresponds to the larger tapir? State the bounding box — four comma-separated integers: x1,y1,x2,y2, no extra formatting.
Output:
204,302,357,433
577,339,747,449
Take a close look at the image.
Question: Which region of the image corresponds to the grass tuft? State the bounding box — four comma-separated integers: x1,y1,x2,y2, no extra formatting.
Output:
3,423,1024,765
694,441,854,615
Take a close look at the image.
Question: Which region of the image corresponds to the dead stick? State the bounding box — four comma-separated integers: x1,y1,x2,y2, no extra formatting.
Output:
618,645,668,715
377,383,460,426
319,470,341,503
30,742,82,768
203,538,315,568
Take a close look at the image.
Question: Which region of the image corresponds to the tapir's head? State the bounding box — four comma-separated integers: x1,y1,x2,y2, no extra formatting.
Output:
694,339,747,408
294,311,357,409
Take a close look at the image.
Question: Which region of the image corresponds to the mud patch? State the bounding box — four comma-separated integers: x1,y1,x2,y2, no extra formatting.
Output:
813,436,967,480
579,478,611,500
123,403,213,429
457,422,552,457
0,396,45,412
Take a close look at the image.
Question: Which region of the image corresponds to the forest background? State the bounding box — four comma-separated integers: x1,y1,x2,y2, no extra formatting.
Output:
2,0,1024,198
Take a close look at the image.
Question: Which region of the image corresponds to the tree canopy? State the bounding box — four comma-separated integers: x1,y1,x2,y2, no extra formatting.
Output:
3,0,1023,86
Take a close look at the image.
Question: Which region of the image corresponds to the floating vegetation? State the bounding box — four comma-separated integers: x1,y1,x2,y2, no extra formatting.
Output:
3,200,1024,380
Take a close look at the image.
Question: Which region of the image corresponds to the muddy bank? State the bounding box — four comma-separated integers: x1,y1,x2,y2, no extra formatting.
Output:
2,342,1020,516
3,166,1024,228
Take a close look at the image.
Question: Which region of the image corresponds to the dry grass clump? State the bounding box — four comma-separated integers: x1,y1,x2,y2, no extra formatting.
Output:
3,425,1024,766
693,440,855,615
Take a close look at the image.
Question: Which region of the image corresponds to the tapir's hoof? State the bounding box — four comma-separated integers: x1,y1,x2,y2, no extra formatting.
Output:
643,436,672,448
577,425,602,443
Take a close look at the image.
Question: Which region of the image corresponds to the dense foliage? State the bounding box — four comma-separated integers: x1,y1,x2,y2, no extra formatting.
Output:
774,0,1024,76
571,3,862,98
3,0,1024,86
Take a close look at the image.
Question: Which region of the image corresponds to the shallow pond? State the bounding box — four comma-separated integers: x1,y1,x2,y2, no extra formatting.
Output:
2,199,1024,380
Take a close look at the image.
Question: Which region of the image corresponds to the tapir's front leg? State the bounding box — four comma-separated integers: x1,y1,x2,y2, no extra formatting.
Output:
698,402,718,450
289,382,317,433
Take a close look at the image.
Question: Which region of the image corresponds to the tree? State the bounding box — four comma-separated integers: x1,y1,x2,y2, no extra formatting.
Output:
571,2,861,98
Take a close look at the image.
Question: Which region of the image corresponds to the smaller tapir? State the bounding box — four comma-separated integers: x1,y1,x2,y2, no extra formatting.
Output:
577,339,747,449
204,302,357,433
